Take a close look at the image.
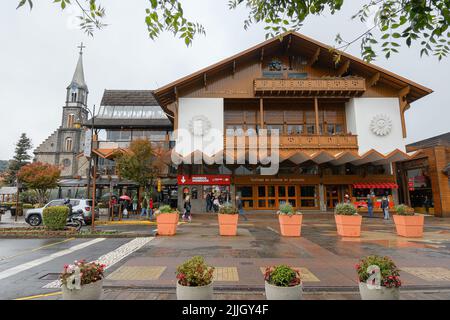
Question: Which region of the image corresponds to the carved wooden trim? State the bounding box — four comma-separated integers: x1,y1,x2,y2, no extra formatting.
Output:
398,86,411,138
367,72,381,87
309,48,320,66
336,60,350,76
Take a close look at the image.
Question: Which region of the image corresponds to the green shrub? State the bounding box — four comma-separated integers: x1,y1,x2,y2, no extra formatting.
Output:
43,206,69,230
218,203,238,215
157,205,177,214
335,203,357,215
176,256,214,287
264,265,301,287
394,204,414,216
277,203,301,216
355,255,401,288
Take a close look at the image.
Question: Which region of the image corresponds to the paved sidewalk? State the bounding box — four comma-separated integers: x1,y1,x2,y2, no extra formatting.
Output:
0,211,27,228
98,213,450,291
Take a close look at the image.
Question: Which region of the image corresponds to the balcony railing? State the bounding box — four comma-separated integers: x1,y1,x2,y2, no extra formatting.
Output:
254,77,366,96
225,134,358,150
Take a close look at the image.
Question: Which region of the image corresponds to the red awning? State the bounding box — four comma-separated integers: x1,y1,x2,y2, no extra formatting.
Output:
352,183,398,189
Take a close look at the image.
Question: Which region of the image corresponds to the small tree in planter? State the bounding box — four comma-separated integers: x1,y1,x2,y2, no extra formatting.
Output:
393,204,424,238
155,205,179,236
60,260,106,300
176,256,215,300
277,203,303,237
356,255,401,300
218,203,239,236
334,203,362,237
264,265,302,300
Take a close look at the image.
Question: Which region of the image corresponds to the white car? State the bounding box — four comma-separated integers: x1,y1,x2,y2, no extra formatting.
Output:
25,199,97,227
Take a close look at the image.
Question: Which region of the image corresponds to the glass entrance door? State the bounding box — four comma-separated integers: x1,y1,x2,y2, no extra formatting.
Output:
325,185,340,209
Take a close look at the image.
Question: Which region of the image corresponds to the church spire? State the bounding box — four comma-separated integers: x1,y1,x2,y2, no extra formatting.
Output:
68,42,88,92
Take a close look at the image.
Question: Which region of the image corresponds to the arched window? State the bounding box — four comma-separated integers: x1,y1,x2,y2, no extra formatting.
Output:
65,137,73,152
71,92,77,102
67,114,75,128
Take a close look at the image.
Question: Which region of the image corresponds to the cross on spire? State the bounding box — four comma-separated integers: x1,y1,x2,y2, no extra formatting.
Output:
77,42,86,54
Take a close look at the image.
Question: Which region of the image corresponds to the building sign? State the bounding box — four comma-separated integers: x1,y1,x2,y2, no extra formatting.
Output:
84,129,92,158
177,175,231,185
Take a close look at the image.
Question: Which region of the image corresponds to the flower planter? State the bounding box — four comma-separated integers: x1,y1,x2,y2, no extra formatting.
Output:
265,281,303,300
156,213,179,236
335,215,362,237
62,279,104,300
393,215,424,238
218,214,239,236
278,215,303,237
358,282,400,300
176,281,213,300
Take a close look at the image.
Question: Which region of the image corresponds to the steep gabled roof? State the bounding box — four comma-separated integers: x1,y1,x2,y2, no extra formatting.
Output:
101,90,159,106
154,31,432,109
406,132,450,152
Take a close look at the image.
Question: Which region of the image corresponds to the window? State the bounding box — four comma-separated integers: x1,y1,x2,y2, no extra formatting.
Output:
71,92,77,102
67,114,75,128
65,138,73,152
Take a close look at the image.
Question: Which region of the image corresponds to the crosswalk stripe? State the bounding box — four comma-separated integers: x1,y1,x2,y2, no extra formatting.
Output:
0,238,106,281
43,237,154,288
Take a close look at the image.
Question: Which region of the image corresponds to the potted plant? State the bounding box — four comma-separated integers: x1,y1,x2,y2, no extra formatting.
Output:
356,255,401,300
334,203,362,237
176,256,215,300
277,203,303,237
60,260,106,300
264,265,302,300
393,204,424,237
155,205,179,236
218,203,239,236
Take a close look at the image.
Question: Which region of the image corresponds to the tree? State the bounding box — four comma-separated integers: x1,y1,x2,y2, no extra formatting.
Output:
6,133,32,185
17,162,61,205
17,0,450,62
114,139,161,194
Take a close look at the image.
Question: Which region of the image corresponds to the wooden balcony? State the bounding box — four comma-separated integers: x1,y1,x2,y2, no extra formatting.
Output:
225,134,358,150
254,77,366,97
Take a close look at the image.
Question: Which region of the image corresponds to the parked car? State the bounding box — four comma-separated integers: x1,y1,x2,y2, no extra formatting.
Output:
25,199,99,227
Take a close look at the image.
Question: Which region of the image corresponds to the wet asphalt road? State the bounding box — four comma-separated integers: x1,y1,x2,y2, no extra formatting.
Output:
0,238,153,300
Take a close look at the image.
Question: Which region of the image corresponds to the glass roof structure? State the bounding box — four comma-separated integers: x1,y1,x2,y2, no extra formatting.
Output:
96,105,168,120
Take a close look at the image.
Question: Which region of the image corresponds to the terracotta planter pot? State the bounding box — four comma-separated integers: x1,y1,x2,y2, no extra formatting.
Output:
358,282,400,300
335,215,362,237
393,215,424,238
176,281,213,300
278,215,303,237
265,281,303,300
156,213,179,236
62,279,103,300
218,214,239,236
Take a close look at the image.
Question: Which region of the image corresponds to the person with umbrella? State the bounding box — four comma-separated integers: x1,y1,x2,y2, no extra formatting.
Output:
120,195,131,219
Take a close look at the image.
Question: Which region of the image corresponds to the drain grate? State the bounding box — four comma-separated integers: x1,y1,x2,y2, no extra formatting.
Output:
39,273,60,280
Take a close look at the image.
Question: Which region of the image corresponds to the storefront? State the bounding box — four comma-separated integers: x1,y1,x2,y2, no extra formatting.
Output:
178,175,231,213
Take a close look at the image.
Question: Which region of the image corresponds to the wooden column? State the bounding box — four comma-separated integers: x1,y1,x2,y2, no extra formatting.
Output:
260,98,264,129
314,97,320,135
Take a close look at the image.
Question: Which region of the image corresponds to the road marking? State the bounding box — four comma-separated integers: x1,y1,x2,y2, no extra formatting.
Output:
107,266,166,281
0,238,76,262
0,238,106,281
14,291,62,300
266,226,279,234
213,267,239,282
43,237,154,288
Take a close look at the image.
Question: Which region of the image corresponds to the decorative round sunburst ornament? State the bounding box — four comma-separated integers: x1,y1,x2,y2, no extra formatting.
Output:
370,114,393,136
188,115,211,137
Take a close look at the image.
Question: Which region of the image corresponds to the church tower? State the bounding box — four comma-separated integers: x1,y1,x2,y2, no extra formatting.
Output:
34,44,89,179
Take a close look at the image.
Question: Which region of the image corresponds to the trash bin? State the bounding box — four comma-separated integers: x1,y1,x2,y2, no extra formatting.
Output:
10,207,16,216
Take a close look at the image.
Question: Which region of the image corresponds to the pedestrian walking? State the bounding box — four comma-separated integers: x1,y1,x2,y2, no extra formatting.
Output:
141,196,148,218
206,192,212,213
423,196,431,214
132,194,138,214
213,197,220,213
367,193,374,218
381,196,390,220
236,196,248,221
183,195,192,221
148,197,154,220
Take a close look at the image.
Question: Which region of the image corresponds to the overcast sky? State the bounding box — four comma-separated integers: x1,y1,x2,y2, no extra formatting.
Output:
0,1,449,160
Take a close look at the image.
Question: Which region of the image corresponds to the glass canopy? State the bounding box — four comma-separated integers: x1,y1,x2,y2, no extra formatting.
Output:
96,105,168,120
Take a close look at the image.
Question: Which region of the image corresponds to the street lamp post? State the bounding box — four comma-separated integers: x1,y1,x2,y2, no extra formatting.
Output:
75,105,97,232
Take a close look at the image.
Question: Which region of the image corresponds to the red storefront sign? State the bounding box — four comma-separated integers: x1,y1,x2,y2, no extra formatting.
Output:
177,175,231,185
